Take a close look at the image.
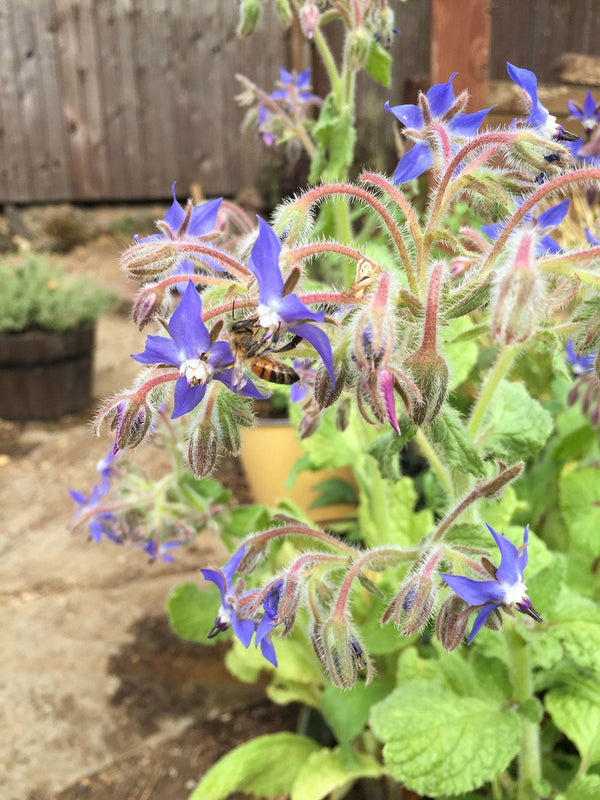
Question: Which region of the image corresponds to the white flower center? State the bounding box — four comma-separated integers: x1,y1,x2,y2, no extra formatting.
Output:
541,113,559,139
180,358,213,386
502,579,527,605
256,303,281,331
217,604,231,625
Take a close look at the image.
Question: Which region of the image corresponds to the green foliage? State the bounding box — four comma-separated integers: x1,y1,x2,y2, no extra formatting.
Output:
167,583,221,645
309,94,357,183
0,254,116,332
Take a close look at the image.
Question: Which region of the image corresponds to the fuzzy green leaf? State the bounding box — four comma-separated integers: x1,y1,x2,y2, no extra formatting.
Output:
558,774,600,800
167,583,220,645
357,474,433,547
309,94,356,183
365,41,392,86
291,747,386,800
545,682,600,766
442,316,480,389
560,467,600,556
480,381,553,462
320,681,393,744
189,732,321,800
430,407,486,477
367,421,417,480
370,679,522,796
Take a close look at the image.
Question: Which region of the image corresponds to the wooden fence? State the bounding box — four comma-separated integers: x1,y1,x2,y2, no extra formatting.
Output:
0,0,598,205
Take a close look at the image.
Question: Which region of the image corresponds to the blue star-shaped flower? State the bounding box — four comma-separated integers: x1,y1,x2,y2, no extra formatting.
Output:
565,340,596,376
201,547,256,648
132,281,265,418
385,73,492,183
441,524,542,643
68,484,122,544
507,62,579,143
249,218,335,383
568,90,600,135
270,68,320,105
481,197,569,256
136,183,222,243
254,580,284,667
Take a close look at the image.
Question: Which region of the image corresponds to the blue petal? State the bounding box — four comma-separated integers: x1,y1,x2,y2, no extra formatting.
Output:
392,142,433,183
481,221,504,241
249,218,285,305
537,235,562,256
269,88,288,100
216,368,269,399
222,546,246,582
172,376,206,418
468,602,498,643
200,567,227,603
279,67,293,84
164,182,186,234
231,615,255,648
208,340,234,370
583,90,597,120
291,322,335,384
518,525,529,573
296,68,312,89
486,523,522,584
384,100,424,130
537,198,569,231
259,636,278,667
507,62,548,128
425,73,457,118
449,107,492,137
169,281,210,356
132,334,181,367
255,613,275,645
69,489,87,505
568,99,583,122
172,259,195,295
441,573,505,605
187,197,222,237
277,293,324,324
586,229,600,246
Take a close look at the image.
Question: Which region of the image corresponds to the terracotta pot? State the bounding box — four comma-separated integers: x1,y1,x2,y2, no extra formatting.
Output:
239,419,356,523
0,325,95,420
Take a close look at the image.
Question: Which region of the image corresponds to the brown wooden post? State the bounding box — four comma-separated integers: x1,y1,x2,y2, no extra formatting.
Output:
430,0,491,112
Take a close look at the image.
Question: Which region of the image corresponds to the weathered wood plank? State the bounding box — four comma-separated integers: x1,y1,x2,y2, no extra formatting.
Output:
0,2,34,201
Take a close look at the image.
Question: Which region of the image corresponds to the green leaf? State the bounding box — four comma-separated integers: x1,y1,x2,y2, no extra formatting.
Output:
320,681,393,744
357,474,433,547
291,747,386,800
189,732,321,800
309,477,357,509
480,381,553,462
442,316,480,389
365,40,392,86
367,421,417,480
309,94,356,182
560,774,600,800
430,407,486,477
167,583,219,645
370,680,522,796
545,681,600,766
560,466,600,556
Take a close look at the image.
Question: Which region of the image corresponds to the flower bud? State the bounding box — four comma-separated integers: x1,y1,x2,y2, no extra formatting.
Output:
346,27,372,71
237,0,262,36
132,286,163,329
300,0,319,39
188,423,220,477
274,0,293,28
120,241,177,280
110,398,153,451
316,617,373,688
435,595,470,651
381,573,438,636
491,231,545,344
402,349,449,425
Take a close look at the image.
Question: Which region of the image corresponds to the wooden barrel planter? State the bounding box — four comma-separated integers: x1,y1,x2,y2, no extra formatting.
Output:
0,325,95,420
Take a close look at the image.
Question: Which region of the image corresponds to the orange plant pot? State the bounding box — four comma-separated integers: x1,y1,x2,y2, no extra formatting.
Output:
239,420,356,524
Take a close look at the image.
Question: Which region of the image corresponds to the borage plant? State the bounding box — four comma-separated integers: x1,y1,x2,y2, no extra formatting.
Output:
72,3,600,795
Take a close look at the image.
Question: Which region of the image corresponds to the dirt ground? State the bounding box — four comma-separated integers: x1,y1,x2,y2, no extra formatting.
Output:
0,224,299,800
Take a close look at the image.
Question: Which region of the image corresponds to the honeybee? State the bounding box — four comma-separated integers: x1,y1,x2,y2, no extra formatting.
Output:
229,316,301,390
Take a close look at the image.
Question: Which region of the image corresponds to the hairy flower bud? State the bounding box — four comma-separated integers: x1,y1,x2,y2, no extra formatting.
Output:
274,0,293,28
382,548,442,635
120,241,178,280
300,0,319,39
132,286,163,329
237,0,262,36
346,27,372,71
316,617,373,688
435,594,471,651
402,349,449,425
188,423,220,477
111,399,153,451
491,229,545,344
